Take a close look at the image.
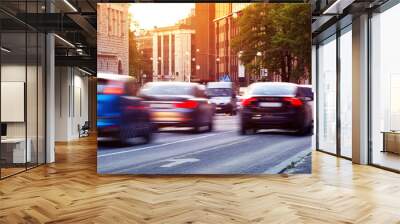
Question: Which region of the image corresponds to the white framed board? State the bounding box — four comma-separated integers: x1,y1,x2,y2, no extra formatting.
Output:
1,82,25,122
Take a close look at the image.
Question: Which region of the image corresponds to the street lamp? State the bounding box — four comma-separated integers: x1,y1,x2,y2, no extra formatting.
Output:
216,57,220,81
232,12,238,19
255,52,263,82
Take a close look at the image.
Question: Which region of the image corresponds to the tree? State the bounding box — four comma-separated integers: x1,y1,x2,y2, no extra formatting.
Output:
231,3,311,83
129,30,145,83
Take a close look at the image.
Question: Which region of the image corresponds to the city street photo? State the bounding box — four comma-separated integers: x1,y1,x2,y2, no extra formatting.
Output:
97,3,312,175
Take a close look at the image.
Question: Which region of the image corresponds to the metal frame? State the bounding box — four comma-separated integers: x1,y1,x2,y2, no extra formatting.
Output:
315,22,353,162
336,19,341,157
0,0,47,180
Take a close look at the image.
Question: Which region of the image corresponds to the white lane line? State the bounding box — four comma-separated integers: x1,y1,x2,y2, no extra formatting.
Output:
97,130,235,158
160,158,200,168
110,136,253,174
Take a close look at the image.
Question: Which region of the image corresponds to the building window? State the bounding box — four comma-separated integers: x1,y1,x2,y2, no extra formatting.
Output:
118,60,123,74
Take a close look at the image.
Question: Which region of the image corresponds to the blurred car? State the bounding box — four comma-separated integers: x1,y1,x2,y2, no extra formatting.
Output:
240,82,313,135
97,73,153,144
138,82,214,133
206,82,237,115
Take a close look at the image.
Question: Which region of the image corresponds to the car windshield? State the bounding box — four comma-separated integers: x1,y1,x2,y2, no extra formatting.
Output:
140,84,195,96
249,84,296,96
206,88,232,97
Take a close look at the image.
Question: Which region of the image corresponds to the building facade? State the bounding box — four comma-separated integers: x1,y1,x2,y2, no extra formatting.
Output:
214,3,251,84
193,3,216,83
97,3,129,75
152,25,195,82
136,30,154,83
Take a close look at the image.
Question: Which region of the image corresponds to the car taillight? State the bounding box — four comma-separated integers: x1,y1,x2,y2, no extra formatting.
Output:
242,97,257,107
175,100,198,109
103,87,124,95
126,105,147,110
283,97,303,107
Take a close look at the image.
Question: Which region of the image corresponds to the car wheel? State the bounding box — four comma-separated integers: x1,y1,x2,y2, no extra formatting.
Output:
192,123,201,133
143,132,152,144
207,119,214,132
296,125,312,136
240,125,254,135
240,126,247,135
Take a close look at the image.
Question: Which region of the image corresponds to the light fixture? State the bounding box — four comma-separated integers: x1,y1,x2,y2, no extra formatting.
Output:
1,47,11,53
256,51,262,56
54,34,75,48
322,0,355,15
78,67,93,76
232,12,238,19
63,0,78,12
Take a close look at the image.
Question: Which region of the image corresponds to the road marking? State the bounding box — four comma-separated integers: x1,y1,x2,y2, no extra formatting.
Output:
160,158,200,168
97,130,235,158
109,136,253,174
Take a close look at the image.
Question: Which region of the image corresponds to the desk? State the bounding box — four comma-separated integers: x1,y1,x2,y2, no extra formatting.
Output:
1,138,31,163
382,131,400,155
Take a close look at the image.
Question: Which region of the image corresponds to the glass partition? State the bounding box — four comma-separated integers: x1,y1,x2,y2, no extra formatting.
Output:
317,35,337,154
1,31,28,177
0,1,46,179
370,3,400,171
339,26,352,158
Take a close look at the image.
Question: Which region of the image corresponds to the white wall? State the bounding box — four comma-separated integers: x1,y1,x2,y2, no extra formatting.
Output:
1,63,46,164
54,67,89,141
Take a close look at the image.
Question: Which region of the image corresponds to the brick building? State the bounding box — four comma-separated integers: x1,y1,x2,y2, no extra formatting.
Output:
193,3,215,83
136,30,153,83
214,3,251,84
97,3,129,75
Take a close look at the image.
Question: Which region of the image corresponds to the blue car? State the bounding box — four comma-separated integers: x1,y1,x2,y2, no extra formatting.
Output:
97,73,153,144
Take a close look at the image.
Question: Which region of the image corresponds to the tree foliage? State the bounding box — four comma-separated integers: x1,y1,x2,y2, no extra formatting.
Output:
231,4,311,83
129,31,145,82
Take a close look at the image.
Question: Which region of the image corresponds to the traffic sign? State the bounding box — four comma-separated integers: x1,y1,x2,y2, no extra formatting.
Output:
260,69,268,77
219,74,231,82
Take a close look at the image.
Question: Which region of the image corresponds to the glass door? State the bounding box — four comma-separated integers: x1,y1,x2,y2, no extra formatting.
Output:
370,3,400,171
317,35,337,154
1,31,28,178
339,26,352,158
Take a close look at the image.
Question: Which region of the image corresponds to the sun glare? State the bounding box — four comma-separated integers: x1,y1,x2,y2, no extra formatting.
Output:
129,3,195,30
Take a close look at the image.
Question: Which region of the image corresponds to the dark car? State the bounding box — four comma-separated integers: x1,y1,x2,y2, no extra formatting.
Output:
97,73,153,144
240,82,313,135
138,82,214,133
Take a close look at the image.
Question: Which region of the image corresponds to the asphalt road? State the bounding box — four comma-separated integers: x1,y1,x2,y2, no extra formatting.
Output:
97,114,312,174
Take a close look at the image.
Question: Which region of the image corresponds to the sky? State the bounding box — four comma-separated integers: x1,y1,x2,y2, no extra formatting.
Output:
129,3,195,30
